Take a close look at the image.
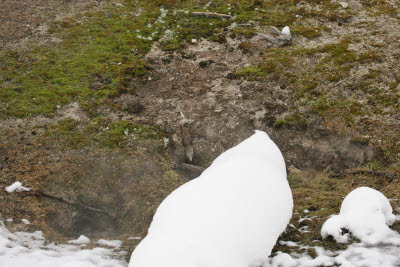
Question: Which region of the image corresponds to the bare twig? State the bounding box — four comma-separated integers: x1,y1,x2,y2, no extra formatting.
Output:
24,190,112,217
258,26,292,47
269,26,282,36
258,34,277,43
334,80,343,87
191,12,232,19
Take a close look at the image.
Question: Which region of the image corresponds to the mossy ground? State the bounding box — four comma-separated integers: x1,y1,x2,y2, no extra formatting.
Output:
1,0,400,262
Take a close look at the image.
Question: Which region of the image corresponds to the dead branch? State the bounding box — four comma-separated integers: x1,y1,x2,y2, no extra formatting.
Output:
258,34,277,43
23,190,112,217
191,12,232,19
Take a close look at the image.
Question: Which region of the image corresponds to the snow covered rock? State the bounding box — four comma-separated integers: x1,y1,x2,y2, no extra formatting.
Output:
321,187,399,245
129,130,293,267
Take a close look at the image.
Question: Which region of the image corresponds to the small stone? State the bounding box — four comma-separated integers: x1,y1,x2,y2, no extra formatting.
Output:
199,60,214,68
339,2,349,8
288,165,301,174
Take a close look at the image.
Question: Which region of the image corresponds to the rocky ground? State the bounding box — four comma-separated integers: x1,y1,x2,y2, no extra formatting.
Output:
1,0,399,262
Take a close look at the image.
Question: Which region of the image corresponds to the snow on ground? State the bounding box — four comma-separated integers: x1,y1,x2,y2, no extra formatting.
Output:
96,239,123,248
0,220,127,267
68,235,91,245
129,130,293,267
269,242,400,267
269,187,400,267
321,187,399,245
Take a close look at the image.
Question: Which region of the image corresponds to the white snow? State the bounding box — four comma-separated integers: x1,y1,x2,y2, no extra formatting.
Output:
0,220,126,267
5,182,31,193
21,219,30,225
269,242,400,267
68,235,91,245
321,187,399,245
96,239,122,248
282,26,291,36
269,187,400,267
129,130,293,267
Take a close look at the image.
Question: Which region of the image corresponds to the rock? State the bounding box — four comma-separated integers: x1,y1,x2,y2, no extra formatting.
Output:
258,26,292,47
339,2,349,9
288,165,301,174
199,60,214,68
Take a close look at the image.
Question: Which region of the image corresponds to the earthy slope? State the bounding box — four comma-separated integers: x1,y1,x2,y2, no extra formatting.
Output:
1,0,399,260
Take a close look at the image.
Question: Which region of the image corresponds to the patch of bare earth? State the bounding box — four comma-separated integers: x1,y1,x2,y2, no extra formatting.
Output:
0,0,102,51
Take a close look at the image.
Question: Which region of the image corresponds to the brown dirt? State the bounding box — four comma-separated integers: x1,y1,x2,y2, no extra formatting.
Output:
0,0,101,51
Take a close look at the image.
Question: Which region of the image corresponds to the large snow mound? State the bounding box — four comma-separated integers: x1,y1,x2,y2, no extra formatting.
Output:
129,130,293,267
0,220,126,267
321,187,400,245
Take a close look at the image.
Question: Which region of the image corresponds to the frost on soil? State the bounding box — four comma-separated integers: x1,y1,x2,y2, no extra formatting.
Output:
129,130,293,267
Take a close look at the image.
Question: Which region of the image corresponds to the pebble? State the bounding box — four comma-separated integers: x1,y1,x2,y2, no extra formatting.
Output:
339,2,349,9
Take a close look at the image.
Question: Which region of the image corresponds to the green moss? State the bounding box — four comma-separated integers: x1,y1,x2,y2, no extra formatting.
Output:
1,0,358,119
235,66,266,80
274,114,307,129
362,0,398,16
103,120,167,148
57,118,78,131
287,173,303,188
292,25,321,39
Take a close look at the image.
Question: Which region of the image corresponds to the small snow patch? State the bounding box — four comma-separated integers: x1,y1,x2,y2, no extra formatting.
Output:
282,26,291,36
5,182,31,193
68,235,90,245
21,219,30,225
96,239,122,248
